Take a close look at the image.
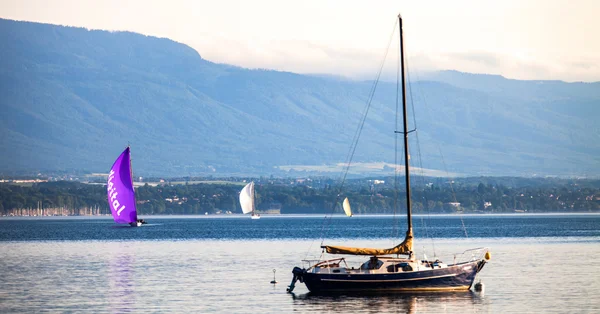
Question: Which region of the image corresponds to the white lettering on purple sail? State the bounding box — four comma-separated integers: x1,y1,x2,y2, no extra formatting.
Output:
107,169,126,216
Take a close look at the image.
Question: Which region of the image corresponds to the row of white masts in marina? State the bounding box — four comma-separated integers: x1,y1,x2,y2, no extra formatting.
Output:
2,202,108,217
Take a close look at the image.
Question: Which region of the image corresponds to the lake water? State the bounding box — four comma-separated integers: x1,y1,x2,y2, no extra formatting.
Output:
1,214,599,313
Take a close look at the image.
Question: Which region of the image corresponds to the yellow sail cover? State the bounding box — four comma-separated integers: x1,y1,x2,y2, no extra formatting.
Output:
322,230,413,255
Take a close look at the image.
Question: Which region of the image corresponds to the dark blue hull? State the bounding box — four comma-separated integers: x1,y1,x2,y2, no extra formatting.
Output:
300,260,484,294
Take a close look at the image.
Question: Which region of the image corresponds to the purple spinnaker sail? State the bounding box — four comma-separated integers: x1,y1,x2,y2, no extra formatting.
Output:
107,147,137,224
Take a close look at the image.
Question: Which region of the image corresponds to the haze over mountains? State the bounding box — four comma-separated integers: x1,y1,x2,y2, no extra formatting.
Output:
1,18,599,178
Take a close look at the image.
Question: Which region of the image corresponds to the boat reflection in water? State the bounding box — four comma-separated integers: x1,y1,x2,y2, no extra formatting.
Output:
108,248,136,312
290,290,486,313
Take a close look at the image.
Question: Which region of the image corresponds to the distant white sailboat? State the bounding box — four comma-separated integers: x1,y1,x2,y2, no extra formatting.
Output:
342,197,353,217
240,182,260,219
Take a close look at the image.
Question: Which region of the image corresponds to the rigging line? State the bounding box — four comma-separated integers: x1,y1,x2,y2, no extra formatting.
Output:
410,71,468,238
405,43,437,255
316,18,400,249
438,147,469,238
337,18,399,183
407,60,469,240
392,19,401,242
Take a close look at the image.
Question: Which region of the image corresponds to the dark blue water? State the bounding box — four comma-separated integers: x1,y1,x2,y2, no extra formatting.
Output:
1,214,599,313
1,214,599,241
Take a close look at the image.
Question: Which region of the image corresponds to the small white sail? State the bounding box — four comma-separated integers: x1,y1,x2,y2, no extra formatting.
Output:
343,197,352,217
239,182,255,214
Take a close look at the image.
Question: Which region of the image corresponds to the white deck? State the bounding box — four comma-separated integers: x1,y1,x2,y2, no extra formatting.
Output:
310,256,448,275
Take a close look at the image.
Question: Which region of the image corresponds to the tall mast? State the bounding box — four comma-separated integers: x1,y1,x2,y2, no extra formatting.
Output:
128,145,133,186
398,14,412,234
128,145,137,219
253,182,257,215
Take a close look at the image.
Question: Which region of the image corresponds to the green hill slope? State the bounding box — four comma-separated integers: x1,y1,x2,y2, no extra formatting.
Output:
1,19,599,177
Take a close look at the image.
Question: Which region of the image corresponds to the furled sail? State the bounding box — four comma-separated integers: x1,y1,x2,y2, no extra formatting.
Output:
322,230,413,255
239,182,255,214
342,197,352,217
107,147,138,224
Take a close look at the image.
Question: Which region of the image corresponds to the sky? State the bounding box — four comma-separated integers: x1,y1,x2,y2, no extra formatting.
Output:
1,0,599,82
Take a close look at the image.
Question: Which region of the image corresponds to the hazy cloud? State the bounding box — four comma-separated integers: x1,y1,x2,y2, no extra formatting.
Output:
1,0,599,82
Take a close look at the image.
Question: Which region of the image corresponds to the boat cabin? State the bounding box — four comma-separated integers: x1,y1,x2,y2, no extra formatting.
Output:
309,256,448,275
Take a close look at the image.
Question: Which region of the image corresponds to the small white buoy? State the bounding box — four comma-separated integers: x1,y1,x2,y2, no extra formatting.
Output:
474,281,484,292
270,269,278,284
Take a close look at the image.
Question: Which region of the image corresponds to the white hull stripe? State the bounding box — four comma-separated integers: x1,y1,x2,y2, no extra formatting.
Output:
320,285,471,292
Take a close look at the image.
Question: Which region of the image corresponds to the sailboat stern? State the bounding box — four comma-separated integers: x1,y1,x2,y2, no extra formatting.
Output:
287,267,307,293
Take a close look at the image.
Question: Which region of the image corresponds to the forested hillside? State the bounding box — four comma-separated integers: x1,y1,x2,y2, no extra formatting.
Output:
1,18,599,177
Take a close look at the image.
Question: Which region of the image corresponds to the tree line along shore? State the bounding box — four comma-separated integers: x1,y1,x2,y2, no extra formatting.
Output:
2,176,599,216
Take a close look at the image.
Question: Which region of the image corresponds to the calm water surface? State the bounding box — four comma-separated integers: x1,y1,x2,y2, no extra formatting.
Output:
1,215,599,313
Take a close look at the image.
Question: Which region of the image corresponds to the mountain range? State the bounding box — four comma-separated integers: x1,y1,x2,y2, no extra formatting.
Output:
1,18,599,178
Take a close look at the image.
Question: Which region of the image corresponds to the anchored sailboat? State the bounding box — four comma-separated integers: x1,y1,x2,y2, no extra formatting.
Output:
107,146,146,227
287,14,490,294
240,182,260,219
342,197,352,217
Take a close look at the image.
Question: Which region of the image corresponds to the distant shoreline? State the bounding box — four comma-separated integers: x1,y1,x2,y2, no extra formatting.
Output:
2,212,600,220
